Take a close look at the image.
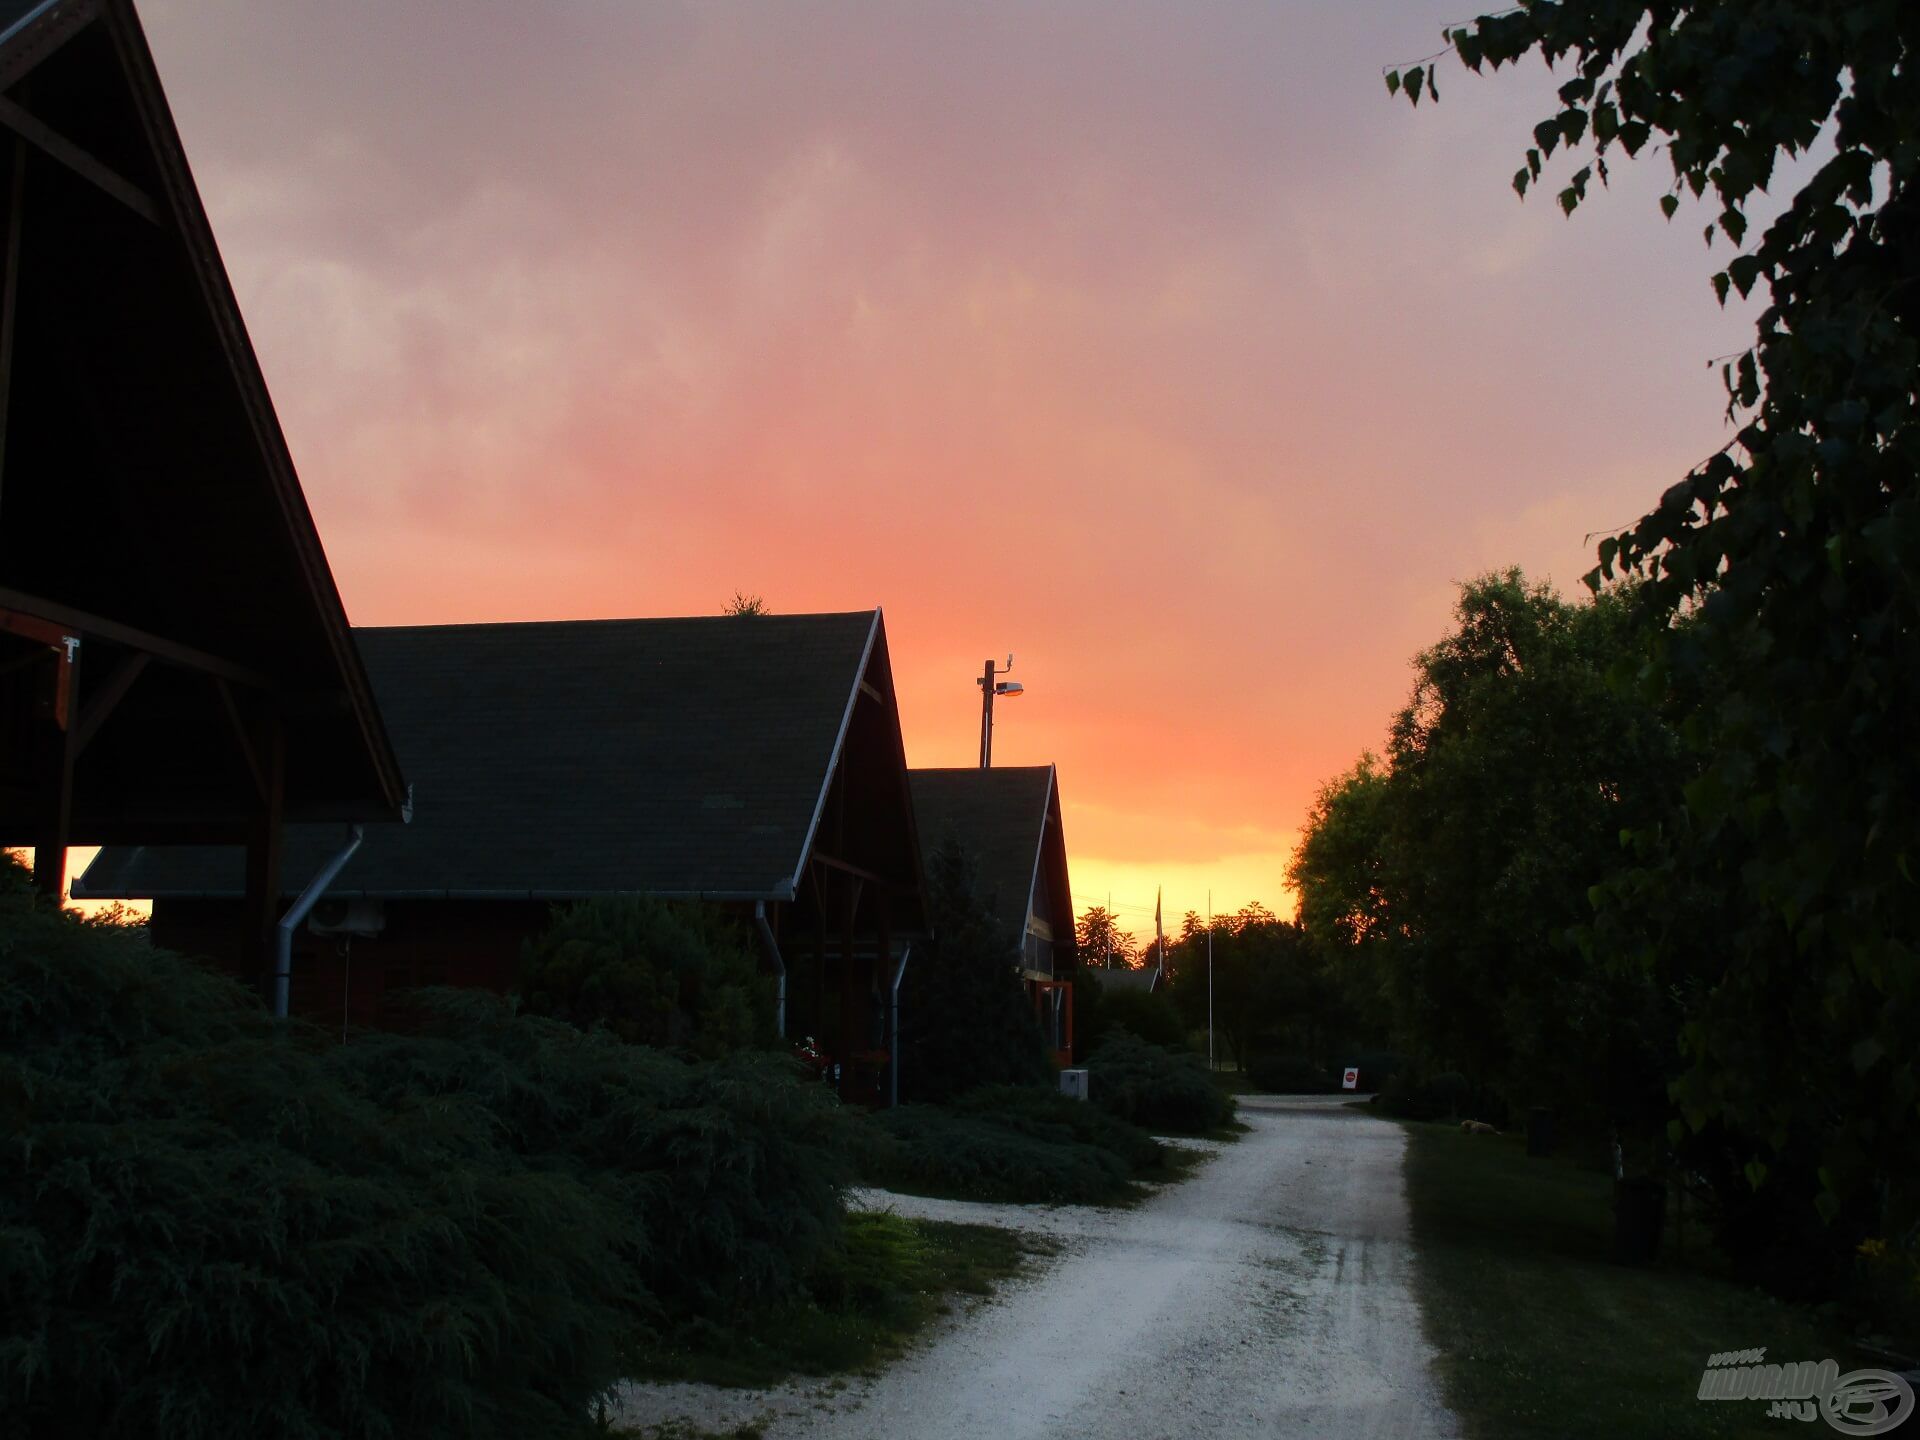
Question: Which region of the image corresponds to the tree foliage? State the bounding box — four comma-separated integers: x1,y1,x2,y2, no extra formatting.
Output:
1073,904,1138,968
1083,1031,1235,1135
518,895,773,1057
1290,573,1680,1133
1161,904,1353,1071
1389,1,1920,1256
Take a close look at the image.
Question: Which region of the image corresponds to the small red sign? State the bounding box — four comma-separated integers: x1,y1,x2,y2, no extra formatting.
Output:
1342,1067,1360,1091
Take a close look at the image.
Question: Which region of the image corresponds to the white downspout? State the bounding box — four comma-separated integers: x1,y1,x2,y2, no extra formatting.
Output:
889,942,913,1108
754,900,787,1039
273,825,364,1020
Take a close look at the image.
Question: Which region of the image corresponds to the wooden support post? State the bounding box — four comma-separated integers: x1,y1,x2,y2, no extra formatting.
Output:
29,634,77,904
240,708,285,1005
0,137,23,510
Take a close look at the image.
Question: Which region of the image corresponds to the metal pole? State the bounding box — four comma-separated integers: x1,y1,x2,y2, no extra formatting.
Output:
983,658,992,766
1207,889,1215,1071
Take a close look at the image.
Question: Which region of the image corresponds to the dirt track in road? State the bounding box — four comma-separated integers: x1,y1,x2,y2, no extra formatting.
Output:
616,1095,1460,1439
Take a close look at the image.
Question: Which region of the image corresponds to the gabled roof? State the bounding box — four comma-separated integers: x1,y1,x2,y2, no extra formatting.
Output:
77,611,897,902
1097,966,1159,994
0,0,406,832
909,765,1060,942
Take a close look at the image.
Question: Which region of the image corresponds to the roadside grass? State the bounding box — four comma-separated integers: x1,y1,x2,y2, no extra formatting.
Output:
610,1420,767,1440
1400,1120,1875,1440
626,1212,1051,1389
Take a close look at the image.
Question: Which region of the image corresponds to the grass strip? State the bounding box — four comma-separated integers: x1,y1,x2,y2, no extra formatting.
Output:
1400,1120,1875,1439
627,1212,1050,1389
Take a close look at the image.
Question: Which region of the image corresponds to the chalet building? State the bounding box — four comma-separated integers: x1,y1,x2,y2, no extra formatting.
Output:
0,0,408,974
909,764,1077,1065
78,610,928,1097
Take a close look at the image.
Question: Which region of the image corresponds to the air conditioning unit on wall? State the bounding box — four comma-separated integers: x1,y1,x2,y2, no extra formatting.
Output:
308,898,386,937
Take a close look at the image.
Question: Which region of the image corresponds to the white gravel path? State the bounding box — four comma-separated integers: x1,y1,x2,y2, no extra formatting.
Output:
615,1095,1459,1439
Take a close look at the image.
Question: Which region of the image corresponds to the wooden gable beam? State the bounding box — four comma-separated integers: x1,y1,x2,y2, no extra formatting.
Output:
0,93,162,224
0,587,272,689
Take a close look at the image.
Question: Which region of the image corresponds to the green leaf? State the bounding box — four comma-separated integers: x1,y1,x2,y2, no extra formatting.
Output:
1660,194,1679,219
1386,70,1400,97
1711,271,1731,305
1404,65,1424,106
1851,1038,1886,1074
1744,1159,1768,1190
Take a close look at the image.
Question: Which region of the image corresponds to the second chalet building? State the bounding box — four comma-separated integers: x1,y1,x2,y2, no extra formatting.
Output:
78,610,927,1087
910,764,1077,1065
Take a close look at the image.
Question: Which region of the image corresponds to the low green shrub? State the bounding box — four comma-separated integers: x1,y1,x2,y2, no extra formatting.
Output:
0,858,851,1440
865,1105,1134,1204
342,990,853,1318
1084,1031,1236,1134
947,1084,1167,1173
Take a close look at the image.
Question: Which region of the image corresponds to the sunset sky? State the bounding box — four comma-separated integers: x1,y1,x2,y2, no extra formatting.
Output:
136,0,1771,939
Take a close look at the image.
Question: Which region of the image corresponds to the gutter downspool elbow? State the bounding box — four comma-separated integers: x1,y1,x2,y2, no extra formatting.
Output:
274,824,365,1020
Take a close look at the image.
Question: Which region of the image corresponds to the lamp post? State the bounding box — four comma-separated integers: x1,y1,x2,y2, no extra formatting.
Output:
977,654,1023,767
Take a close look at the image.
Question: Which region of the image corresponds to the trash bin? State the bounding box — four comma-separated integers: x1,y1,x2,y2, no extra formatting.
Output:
1059,1068,1089,1102
1526,1107,1555,1158
1612,1177,1666,1265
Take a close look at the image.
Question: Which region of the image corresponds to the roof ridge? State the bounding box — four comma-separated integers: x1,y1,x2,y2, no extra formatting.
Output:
354,609,880,634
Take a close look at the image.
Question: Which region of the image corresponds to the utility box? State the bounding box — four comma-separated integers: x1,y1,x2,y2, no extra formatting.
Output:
1059,1068,1089,1102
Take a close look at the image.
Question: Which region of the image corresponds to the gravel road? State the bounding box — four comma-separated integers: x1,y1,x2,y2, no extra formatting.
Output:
616,1095,1459,1439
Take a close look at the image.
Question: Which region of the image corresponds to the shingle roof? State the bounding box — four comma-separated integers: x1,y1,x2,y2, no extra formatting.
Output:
76,611,883,901
908,766,1055,941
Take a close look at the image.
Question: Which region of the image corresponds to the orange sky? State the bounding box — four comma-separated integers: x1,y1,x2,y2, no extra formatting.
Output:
133,1,1775,941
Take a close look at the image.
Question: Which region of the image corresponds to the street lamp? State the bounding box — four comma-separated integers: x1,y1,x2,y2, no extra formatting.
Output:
977,654,1023,767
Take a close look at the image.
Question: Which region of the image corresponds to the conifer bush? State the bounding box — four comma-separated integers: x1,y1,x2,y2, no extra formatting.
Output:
946,1084,1166,1174
864,1105,1133,1204
863,1085,1167,1203
0,859,851,1440
1084,1031,1235,1135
